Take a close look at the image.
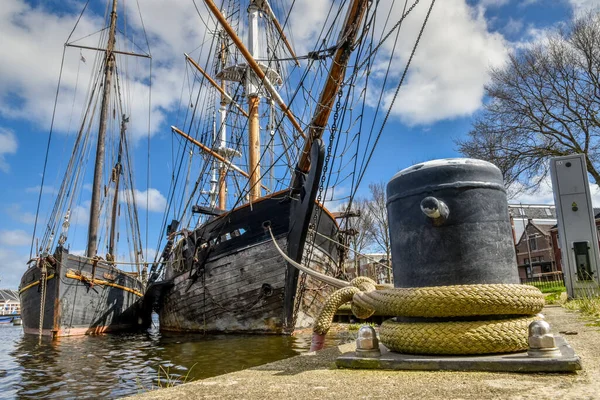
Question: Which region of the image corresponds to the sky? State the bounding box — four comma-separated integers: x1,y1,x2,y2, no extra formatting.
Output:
1,0,599,289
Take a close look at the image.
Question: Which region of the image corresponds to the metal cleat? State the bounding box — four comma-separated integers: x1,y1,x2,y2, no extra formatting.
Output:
355,325,381,358
527,320,561,358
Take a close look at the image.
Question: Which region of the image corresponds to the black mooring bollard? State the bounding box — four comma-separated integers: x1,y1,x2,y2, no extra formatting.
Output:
386,158,520,288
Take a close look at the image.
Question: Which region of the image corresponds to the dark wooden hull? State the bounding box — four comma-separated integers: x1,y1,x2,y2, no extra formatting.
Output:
19,250,144,338
158,193,339,334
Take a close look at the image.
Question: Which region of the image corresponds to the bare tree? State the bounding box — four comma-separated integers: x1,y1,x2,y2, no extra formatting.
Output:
366,182,392,282
340,198,374,275
457,12,600,191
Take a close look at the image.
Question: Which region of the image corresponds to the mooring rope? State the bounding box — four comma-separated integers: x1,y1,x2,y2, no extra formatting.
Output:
311,277,544,355
267,228,544,355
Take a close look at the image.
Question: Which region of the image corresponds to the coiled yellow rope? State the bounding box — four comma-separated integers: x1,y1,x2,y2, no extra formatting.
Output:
313,277,544,355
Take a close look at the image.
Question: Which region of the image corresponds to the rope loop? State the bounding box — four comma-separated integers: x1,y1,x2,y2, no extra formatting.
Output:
313,280,545,355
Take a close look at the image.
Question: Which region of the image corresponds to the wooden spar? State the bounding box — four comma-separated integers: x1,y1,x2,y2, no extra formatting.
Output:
218,164,227,209
294,0,368,180
65,43,150,58
203,0,305,139
184,53,249,118
171,126,269,191
255,0,299,66
108,118,126,258
87,0,118,258
248,96,261,201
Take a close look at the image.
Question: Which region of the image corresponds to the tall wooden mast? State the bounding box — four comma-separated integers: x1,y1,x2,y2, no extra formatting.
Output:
247,2,262,201
292,0,368,189
87,0,118,257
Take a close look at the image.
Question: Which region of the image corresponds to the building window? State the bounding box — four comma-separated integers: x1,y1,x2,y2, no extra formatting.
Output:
544,208,552,216
529,237,537,251
524,258,530,264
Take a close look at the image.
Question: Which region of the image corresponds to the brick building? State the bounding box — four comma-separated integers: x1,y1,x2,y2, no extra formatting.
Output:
515,220,557,280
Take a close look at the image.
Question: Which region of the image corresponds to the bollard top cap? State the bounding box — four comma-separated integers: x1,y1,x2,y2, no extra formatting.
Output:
393,158,500,179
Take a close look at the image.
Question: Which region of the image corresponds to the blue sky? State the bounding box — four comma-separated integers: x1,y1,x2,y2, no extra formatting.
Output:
0,0,595,289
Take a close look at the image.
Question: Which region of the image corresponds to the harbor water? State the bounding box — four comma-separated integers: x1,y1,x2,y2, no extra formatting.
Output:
0,319,349,399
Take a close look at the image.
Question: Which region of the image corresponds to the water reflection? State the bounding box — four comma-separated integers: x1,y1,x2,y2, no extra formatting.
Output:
1,321,349,399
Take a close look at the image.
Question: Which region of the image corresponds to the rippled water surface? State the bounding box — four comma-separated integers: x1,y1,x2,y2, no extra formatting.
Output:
0,321,348,399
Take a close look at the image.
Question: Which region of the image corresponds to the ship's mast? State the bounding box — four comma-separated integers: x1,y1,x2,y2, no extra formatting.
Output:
108,116,126,258
218,34,228,210
292,0,368,189
87,0,118,258
247,2,262,201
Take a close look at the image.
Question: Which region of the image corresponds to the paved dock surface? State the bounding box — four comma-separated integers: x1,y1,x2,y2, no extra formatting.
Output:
131,306,599,399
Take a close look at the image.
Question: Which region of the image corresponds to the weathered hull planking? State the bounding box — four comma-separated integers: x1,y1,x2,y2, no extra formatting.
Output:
158,194,339,334
19,249,144,338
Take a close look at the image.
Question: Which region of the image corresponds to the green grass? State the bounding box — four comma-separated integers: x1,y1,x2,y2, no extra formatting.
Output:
526,280,566,293
137,363,198,392
544,292,563,305
562,288,600,327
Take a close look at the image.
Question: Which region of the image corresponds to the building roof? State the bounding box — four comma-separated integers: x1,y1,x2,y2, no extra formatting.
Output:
0,289,19,302
516,220,553,245
508,204,557,219
534,223,553,235
509,204,600,220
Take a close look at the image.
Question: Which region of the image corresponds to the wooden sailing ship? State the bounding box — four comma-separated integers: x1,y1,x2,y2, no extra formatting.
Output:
140,0,435,334
19,0,150,338
142,0,377,334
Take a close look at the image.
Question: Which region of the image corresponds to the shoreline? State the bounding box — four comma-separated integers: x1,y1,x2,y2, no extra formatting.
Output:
130,305,599,399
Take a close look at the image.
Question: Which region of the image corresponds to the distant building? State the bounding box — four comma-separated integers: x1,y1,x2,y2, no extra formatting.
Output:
0,290,20,315
511,204,600,281
508,204,557,244
515,220,557,280
344,253,391,284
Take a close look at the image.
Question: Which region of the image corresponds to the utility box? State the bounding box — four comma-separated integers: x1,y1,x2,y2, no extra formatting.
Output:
550,154,600,298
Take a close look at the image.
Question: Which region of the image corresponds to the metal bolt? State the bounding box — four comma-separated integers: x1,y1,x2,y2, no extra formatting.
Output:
527,320,561,358
355,325,381,358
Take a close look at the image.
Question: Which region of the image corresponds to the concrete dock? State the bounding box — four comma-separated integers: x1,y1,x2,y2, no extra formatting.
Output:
131,306,599,399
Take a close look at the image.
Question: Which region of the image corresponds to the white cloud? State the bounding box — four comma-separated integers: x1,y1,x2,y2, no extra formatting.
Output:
5,204,37,224
0,0,210,142
479,0,511,7
519,0,541,6
0,229,31,247
0,247,29,289
70,202,91,226
570,0,600,14
509,175,600,207
25,185,59,196
503,17,524,35
371,0,509,125
122,188,167,213
0,128,17,173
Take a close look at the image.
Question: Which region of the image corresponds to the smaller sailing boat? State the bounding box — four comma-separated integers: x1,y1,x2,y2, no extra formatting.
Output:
19,0,151,338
